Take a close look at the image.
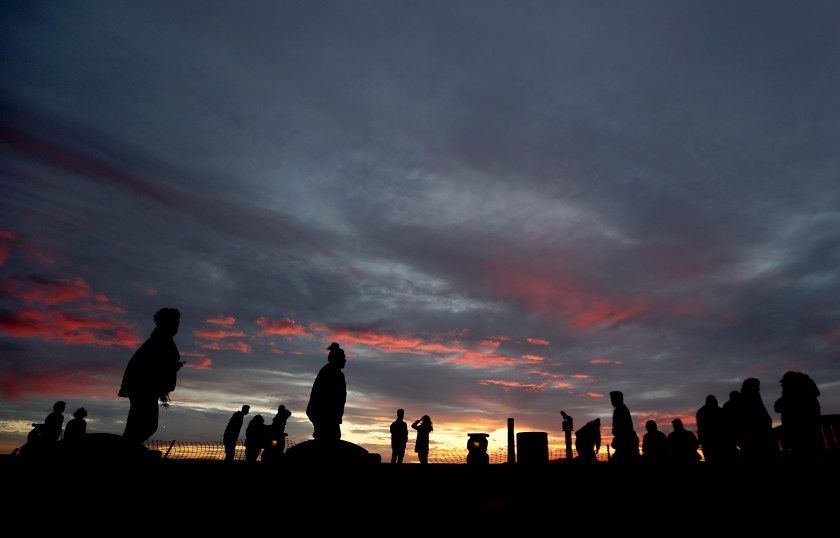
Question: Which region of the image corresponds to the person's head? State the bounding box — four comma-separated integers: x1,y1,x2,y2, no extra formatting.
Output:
741,377,760,395
278,405,291,418
326,343,346,368
609,391,623,406
251,414,264,424
72,407,87,420
645,419,657,432
241,405,250,415
154,307,181,336
705,394,718,407
54,401,66,413
672,418,684,430
397,409,404,419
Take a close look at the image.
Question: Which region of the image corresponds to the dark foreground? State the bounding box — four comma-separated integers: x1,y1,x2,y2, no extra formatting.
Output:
4,451,837,531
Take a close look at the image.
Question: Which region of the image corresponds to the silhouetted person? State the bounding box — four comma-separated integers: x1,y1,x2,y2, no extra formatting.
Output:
63,407,88,443
390,408,408,464
118,308,184,446
223,404,250,462
774,371,823,461
18,402,65,460
668,418,701,464
574,418,601,463
244,414,266,462
306,342,347,442
412,415,433,464
43,400,66,444
696,394,726,463
720,390,742,463
262,404,292,463
642,420,669,464
609,391,639,463
737,377,776,463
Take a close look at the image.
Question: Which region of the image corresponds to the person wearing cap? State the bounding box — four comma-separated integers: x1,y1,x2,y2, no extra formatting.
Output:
306,342,347,442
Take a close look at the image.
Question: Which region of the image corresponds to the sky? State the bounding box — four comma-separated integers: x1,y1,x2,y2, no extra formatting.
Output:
2,1,840,462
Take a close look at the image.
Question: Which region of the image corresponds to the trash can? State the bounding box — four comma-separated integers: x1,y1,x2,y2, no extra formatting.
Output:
516,431,548,464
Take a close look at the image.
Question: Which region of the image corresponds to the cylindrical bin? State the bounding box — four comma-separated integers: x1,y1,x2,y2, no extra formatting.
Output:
516,431,548,464
466,433,489,464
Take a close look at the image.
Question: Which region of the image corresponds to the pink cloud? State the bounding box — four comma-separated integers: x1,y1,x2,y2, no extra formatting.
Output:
0,308,141,347
255,317,312,337
206,316,236,326
193,329,246,340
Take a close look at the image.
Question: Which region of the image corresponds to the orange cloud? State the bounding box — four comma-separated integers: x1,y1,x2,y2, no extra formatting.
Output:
521,354,545,362
526,338,550,345
256,317,312,337
478,379,549,391
206,316,236,326
196,341,251,353
183,357,213,370
193,329,246,340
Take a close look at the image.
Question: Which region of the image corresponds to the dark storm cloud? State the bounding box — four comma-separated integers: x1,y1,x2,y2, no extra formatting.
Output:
1,1,839,458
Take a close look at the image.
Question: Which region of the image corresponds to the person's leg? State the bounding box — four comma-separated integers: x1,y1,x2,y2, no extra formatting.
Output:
123,394,158,445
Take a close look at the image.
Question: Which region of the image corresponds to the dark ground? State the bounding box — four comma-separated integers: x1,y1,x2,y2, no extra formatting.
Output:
3,451,836,532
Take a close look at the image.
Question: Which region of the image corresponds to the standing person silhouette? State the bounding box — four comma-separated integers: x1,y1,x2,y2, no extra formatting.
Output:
263,404,292,463
43,400,66,444
738,377,776,463
412,415,433,464
390,409,409,464
223,405,250,462
244,414,266,462
306,342,347,442
573,418,601,463
118,308,184,446
63,407,88,443
641,420,668,464
774,371,823,461
609,391,639,463
696,394,726,463
667,418,701,464
720,390,742,462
